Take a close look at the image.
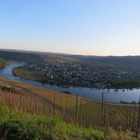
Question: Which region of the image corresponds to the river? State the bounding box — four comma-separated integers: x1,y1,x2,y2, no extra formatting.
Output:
0,61,140,103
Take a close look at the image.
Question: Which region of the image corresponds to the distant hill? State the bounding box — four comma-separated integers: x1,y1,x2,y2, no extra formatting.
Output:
0,50,43,63
1,49,140,69
73,55,140,68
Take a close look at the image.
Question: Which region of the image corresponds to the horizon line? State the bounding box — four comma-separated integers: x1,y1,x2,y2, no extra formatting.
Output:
0,48,140,57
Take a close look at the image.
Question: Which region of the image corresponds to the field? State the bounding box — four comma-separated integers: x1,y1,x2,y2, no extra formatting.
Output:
0,77,140,139
12,67,46,82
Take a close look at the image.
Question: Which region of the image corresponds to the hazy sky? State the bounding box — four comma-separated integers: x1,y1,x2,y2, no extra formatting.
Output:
0,0,140,56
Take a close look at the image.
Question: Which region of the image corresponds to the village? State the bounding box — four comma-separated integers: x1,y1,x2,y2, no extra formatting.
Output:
24,61,140,88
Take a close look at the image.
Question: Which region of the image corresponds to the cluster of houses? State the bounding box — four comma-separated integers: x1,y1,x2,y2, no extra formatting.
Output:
25,62,140,88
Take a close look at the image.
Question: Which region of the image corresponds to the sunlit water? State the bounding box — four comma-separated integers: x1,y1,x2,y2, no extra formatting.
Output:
0,61,140,103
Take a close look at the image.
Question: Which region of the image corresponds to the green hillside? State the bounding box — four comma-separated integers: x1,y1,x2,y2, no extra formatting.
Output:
0,77,139,140
0,104,104,140
0,103,139,140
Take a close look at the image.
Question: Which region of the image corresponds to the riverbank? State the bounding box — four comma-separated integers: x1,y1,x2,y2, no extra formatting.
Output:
12,65,140,91
0,77,138,131
11,65,140,103
0,58,10,68
12,67,46,82
2,50,140,90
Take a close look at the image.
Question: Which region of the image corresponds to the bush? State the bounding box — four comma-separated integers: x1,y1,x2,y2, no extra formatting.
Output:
0,105,104,140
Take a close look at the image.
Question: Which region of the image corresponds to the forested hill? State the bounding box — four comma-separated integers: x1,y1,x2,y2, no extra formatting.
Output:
73,55,140,68
1,49,140,69
0,50,43,63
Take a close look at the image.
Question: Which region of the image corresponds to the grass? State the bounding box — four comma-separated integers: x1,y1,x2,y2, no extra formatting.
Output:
0,77,82,107
0,104,104,140
13,67,46,82
0,100,139,140
0,77,138,130
0,78,140,139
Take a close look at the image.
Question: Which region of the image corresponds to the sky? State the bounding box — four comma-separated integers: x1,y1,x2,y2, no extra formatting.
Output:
0,0,140,56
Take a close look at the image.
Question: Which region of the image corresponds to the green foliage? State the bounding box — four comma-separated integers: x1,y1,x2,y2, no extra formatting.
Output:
0,58,10,68
0,105,104,140
0,50,43,63
12,67,46,82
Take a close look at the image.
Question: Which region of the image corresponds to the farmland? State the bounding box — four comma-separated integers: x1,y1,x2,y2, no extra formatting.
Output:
0,77,140,139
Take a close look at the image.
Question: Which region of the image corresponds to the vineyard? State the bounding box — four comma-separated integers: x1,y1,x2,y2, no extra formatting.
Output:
0,78,140,139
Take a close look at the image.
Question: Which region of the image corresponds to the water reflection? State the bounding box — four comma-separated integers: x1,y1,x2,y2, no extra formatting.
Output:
0,61,140,103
